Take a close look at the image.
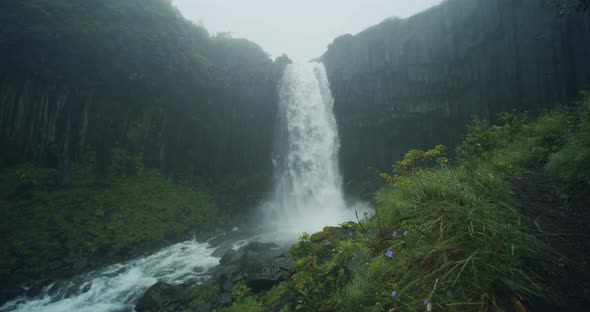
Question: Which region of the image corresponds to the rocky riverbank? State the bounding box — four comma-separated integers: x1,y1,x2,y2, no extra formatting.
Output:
134,224,359,311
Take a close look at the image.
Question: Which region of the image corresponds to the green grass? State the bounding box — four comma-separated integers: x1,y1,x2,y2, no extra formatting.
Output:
0,168,219,280
222,95,590,311
546,109,590,186
215,297,265,312
361,166,546,311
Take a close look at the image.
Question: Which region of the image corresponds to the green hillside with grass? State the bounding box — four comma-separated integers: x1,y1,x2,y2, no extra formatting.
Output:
221,93,590,311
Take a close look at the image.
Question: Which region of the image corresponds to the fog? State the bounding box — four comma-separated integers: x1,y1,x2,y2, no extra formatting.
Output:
173,0,444,61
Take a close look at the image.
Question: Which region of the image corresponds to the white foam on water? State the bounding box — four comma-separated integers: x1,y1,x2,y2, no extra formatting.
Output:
1,240,219,312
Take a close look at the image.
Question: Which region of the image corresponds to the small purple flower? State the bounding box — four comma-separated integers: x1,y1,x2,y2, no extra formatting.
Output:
392,231,398,237
403,230,409,236
423,298,429,306
391,290,398,299
385,249,394,258
446,290,453,297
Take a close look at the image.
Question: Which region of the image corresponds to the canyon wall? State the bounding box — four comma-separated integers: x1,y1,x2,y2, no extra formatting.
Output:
0,0,289,209
322,0,590,189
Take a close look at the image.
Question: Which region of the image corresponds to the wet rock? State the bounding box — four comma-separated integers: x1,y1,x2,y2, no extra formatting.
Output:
24,279,51,298
81,283,92,293
274,257,295,273
135,281,189,312
310,225,357,243
211,244,234,258
0,286,25,305
194,241,292,308
246,256,294,292
218,249,237,265
244,241,279,253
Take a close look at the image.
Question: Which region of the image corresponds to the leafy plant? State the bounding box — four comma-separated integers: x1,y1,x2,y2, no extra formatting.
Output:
380,144,449,188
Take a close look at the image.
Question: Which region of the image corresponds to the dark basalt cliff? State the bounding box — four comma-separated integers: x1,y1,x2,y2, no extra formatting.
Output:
322,0,590,188
0,0,290,209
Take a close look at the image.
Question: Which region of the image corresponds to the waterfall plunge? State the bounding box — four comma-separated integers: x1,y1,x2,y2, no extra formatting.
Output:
263,62,363,235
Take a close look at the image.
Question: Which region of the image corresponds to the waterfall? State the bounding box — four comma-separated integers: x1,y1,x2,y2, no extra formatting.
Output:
263,62,358,234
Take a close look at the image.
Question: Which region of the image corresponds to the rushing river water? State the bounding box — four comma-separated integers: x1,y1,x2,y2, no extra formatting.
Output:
0,240,219,312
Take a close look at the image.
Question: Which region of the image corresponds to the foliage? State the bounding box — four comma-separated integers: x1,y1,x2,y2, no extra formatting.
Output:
0,164,57,198
291,255,322,310
546,95,590,186
380,144,449,188
108,147,144,178
290,233,313,258
232,281,253,302
456,113,527,164
215,297,265,312
288,234,362,311
0,0,210,89
0,165,219,281
262,283,291,309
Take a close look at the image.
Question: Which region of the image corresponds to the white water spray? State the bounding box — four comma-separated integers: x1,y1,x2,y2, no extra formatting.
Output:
263,62,362,234
0,240,219,312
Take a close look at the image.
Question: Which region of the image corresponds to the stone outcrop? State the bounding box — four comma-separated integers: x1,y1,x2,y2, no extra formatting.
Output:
321,0,590,185
135,241,294,311
135,281,191,312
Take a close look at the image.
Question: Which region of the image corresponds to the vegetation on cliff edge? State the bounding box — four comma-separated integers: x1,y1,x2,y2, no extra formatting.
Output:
221,93,590,311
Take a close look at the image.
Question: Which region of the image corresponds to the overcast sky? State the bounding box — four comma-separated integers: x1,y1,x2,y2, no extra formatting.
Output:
173,0,444,61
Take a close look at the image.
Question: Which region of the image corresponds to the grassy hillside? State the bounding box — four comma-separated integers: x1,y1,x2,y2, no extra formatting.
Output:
221,93,590,311
0,165,220,288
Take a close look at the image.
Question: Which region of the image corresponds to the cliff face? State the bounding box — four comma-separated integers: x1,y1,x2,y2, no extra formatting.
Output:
322,0,590,186
0,0,289,209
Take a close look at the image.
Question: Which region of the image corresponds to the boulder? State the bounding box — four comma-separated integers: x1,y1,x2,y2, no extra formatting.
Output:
218,249,237,265
310,225,357,243
135,241,293,311
135,281,189,312
0,286,24,306
246,256,294,292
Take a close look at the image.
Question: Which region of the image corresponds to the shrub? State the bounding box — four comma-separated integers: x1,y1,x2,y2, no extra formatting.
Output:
546,109,590,186
380,144,449,188
216,297,264,312
456,113,527,164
